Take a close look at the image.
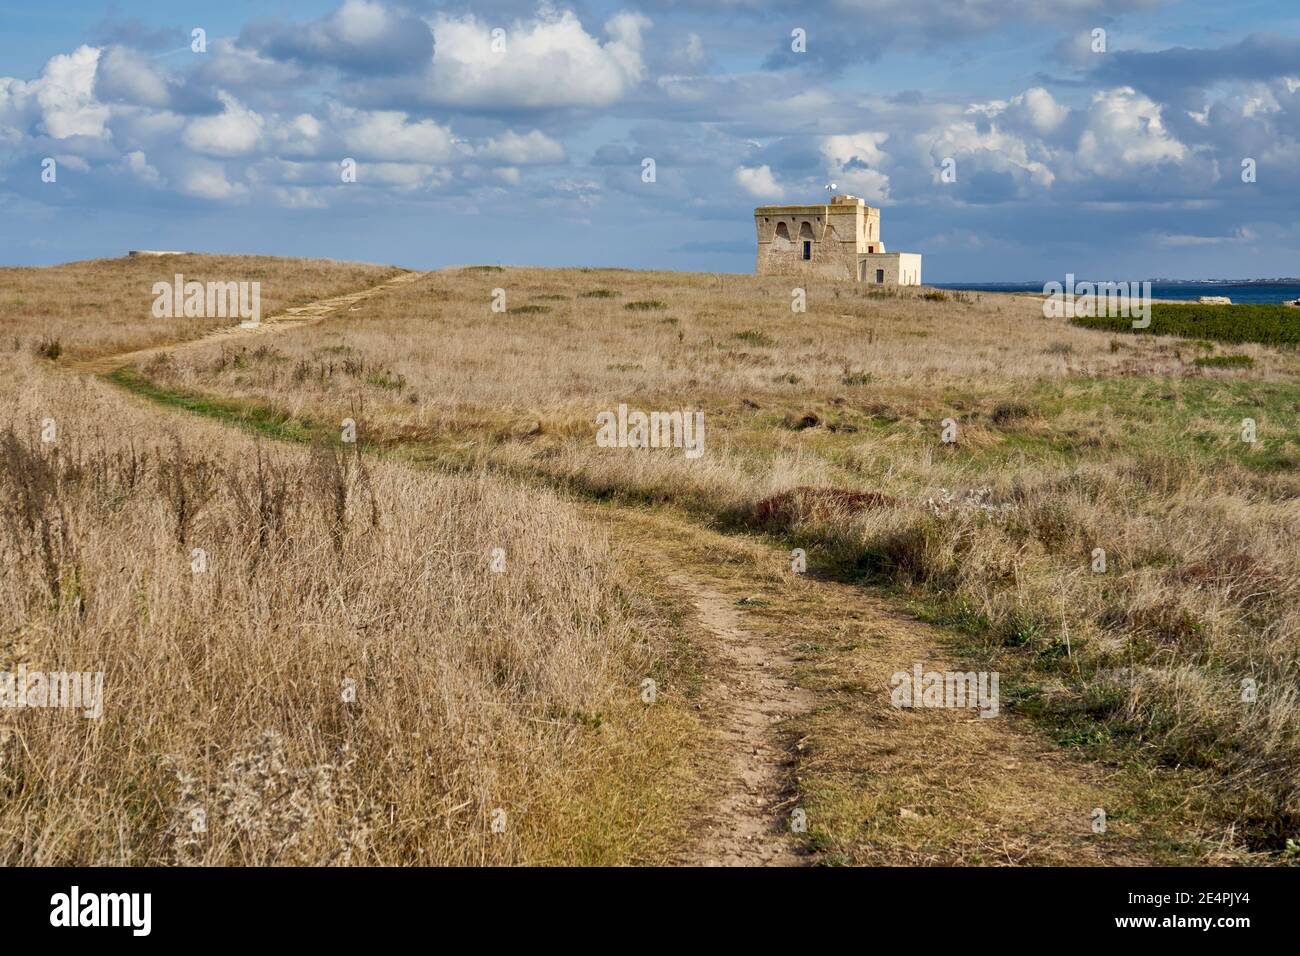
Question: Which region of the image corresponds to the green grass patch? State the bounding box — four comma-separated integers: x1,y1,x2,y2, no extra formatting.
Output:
1018,377,1298,468
624,300,667,311
578,289,619,299
34,337,61,360
366,370,407,390
107,367,327,444
733,328,776,347
1193,353,1255,368
1072,302,1300,346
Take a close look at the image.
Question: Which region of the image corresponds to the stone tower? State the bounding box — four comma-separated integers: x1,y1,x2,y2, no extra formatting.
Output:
753,195,922,285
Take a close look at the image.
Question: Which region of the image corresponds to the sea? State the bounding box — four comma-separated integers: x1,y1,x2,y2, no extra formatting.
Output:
932,281,1300,305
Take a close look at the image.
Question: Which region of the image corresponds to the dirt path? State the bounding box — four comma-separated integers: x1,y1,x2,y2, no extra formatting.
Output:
64,270,427,375
580,502,1194,866
667,573,812,865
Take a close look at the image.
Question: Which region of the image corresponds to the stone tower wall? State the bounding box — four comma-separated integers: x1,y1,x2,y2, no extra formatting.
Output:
753,202,863,281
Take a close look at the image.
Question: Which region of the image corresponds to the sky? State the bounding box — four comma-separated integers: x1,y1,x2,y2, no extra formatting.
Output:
1,0,1299,280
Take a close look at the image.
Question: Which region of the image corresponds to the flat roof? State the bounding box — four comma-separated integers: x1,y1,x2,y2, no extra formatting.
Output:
754,203,878,214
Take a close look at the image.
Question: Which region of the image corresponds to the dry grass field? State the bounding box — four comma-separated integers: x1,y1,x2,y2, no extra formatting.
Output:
0,350,702,865
3,256,1298,864
0,255,401,362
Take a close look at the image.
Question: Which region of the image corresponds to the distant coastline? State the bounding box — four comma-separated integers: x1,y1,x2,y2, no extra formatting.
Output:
933,279,1300,304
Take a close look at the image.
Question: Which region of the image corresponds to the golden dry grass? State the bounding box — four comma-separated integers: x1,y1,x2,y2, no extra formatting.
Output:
130,266,1299,412
0,254,402,361
122,264,1300,853
0,342,699,865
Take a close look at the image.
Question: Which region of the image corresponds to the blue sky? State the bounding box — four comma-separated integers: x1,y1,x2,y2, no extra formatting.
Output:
2,0,1299,280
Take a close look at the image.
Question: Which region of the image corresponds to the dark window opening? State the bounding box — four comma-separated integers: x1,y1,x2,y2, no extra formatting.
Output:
802,241,812,260
876,269,885,283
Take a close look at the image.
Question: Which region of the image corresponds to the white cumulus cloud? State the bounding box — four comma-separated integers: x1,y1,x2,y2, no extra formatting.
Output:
735,164,784,199
1006,87,1069,135
1076,87,1187,175
820,133,892,203
2,45,114,139
119,149,163,186
335,106,462,162
181,160,249,200
425,9,649,108
478,129,565,164
182,92,265,157
96,47,172,108
925,120,1056,190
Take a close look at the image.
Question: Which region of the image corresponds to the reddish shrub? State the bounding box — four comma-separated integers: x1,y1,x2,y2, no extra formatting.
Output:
754,485,899,529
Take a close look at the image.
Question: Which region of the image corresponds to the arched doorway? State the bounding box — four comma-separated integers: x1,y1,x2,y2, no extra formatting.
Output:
798,221,814,260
